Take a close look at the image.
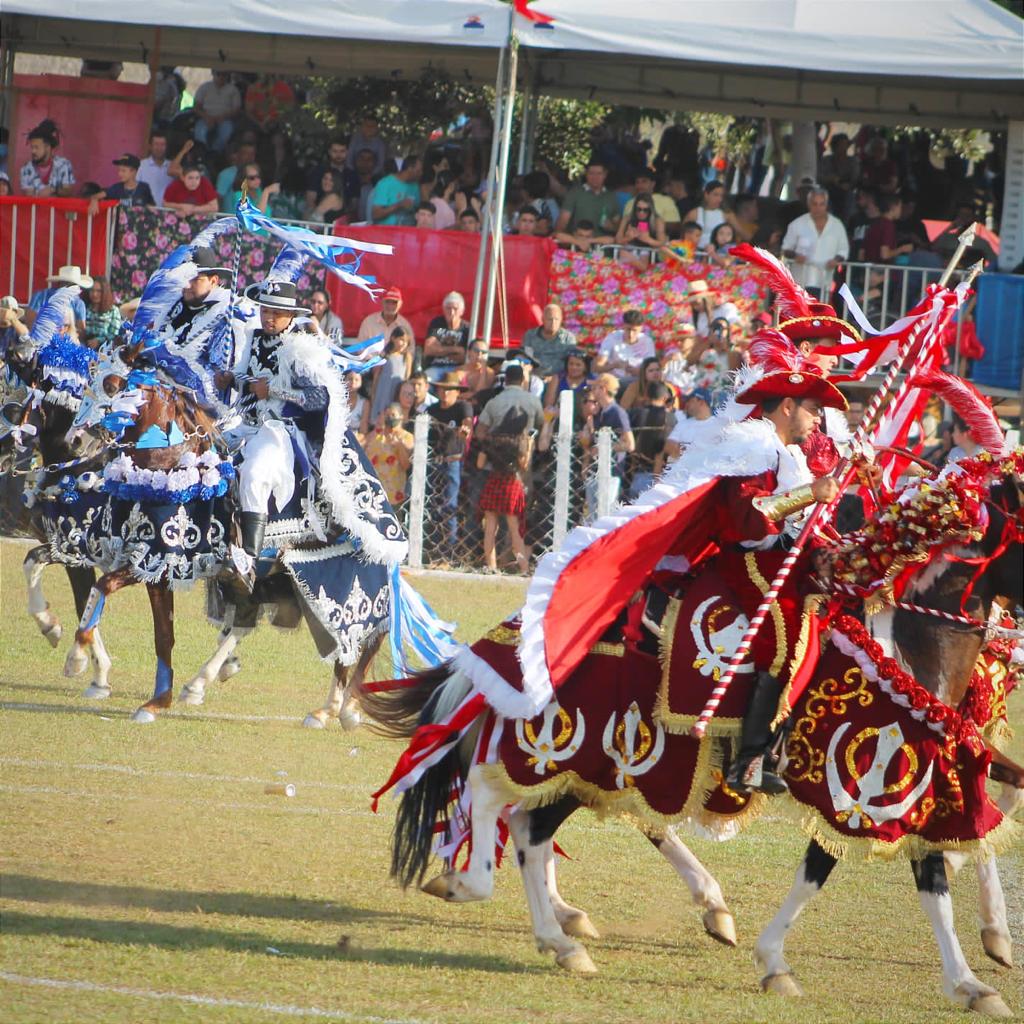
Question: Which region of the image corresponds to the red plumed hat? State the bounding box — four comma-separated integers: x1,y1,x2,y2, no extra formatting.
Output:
732,243,861,344
908,369,1004,455
736,328,848,410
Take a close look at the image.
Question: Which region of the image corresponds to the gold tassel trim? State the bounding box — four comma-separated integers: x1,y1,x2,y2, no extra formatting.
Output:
745,552,788,677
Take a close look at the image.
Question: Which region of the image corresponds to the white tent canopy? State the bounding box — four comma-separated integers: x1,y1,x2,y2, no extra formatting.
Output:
513,0,1024,129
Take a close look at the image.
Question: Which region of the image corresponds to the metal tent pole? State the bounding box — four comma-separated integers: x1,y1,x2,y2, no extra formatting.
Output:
480,41,518,347
516,61,536,174
470,45,508,339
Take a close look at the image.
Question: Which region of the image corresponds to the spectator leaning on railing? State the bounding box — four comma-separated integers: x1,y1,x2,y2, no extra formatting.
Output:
163,163,219,215
20,119,75,197
87,153,155,216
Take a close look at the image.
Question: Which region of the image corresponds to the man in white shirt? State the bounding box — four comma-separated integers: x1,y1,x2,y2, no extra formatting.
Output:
137,130,177,206
593,309,656,380
781,187,850,298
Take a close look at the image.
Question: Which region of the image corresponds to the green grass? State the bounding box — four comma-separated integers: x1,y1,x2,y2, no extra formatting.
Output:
1,539,1021,1024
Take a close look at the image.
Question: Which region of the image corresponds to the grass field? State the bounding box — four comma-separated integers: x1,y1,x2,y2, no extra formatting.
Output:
1,538,1021,1024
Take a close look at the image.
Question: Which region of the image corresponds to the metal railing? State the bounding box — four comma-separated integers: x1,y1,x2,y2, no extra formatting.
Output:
555,242,715,266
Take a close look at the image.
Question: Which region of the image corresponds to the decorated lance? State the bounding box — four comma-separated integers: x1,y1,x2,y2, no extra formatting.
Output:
688,226,980,740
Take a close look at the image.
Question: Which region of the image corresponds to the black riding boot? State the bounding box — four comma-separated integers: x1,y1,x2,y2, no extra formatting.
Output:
233,511,268,593
725,671,788,795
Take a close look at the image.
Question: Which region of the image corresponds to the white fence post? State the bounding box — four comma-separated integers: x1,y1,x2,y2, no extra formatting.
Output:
596,427,613,519
552,388,574,549
407,413,430,569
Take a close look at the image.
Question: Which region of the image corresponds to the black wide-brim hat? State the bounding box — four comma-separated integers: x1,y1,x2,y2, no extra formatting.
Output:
191,246,233,279
244,279,311,315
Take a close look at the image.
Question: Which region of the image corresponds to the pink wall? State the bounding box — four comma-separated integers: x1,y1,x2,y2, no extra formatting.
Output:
11,74,151,196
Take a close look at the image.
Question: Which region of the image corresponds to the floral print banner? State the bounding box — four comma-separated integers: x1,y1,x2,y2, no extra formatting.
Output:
548,249,769,348
110,208,327,305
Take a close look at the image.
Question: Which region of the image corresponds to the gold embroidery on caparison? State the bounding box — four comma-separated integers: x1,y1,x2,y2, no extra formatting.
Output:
772,593,825,730
483,625,519,646
745,551,787,676
589,641,626,658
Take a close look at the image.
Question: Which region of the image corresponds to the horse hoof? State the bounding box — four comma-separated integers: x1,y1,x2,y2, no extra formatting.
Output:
420,872,487,902
421,874,454,900
762,973,803,998
556,948,598,974
338,706,361,731
703,908,738,947
43,623,62,648
559,911,600,940
303,712,328,729
968,994,1013,1019
130,708,157,724
218,656,241,682
81,684,111,701
179,687,205,707
981,928,1014,969
64,648,89,678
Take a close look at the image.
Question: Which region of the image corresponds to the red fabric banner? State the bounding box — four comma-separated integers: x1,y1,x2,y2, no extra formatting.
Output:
328,224,555,345
0,197,117,302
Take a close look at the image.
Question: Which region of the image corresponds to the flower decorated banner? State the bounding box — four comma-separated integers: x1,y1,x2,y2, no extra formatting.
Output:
548,249,769,348
110,208,327,305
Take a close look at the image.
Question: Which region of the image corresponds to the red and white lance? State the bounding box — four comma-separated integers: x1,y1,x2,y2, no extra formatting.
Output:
689,228,980,740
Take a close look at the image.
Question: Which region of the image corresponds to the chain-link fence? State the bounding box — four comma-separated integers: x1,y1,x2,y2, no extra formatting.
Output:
405,390,675,574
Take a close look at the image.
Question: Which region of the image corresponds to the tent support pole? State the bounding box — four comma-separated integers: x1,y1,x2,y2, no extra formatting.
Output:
516,61,537,174
143,28,162,154
481,41,518,347
470,44,508,340
0,19,15,141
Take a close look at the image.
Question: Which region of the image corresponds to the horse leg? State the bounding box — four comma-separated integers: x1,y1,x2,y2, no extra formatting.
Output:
131,584,175,724
912,854,1011,1017
305,662,349,729
304,634,381,729
975,857,1013,969
65,568,136,681
180,627,239,706
65,566,112,699
526,796,600,940
421,763,504,903
508,806,597,974
24,545,62,647
755,839,837,997
650,828,737,947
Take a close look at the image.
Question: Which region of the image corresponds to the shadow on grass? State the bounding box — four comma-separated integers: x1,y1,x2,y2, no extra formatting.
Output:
1,910,541,973
2,874,432,926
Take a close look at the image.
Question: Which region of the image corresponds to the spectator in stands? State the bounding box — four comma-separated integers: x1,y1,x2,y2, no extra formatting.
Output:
477,414,533,574
706,222,739,267
556,160,620,235
83,275,122,347
423,291,470,377
396,379,418,430
163,164,219,215
138,130,181,206
372,154,422,227
863,194,913,264
627,380,673,497
370,325,413,423
87,154,155,215
19,119,75,197
358,286,415,348
819,132,860,220
521,302,577,378
0,173,10,197
594,309,655,381
414,202,437,229
309,289,343,337
845,397,866,432
0,296,30,363
193,70,241,154
896,190,932,252
522,170,560,231
458,208,481,233
153,67,181,127
364,403,414,506
244,74,295,132
781,185,850,297
215,136,258,209
686,279,714,337
353,148,378,222
426,177,458,229
922,419,953,466
850,187,881,261
578,372,634,514
304,138,359,217
665,176,693,222
948,412,992,464
555,219,614,253
505,351,545,400
623,168,681,229
544,348,593,410
460,340,495,408
344,369,370,437
725,193,759,243
24,265,90,334
226,163,279,214
346,114,388,176
305,169,347,224
691,180,726,247
477,362,545,440
620,356,667,411
615,192,668,267
409,371,438,414
684,386,714,422
514,207,540,236
860,135,899,196
429,372,475,557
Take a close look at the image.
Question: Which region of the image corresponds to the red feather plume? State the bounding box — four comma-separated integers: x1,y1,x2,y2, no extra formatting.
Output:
908,369,1004,455
731,243,814,322
746,327,807,374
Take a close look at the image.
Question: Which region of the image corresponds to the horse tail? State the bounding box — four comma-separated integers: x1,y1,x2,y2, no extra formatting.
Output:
357,661,469,740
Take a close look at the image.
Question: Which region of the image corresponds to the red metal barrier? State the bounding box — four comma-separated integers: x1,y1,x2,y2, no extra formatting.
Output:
0,197,117,301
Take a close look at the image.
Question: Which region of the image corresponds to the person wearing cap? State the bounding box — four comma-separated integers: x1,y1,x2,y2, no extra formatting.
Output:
24,266,90,335
0,296,30,373
86,153,155,216
427,372,474,557
357,286,414,349
164,247,232,352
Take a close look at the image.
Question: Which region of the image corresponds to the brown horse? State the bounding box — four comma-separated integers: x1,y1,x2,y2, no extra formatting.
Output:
363,470,1023,1015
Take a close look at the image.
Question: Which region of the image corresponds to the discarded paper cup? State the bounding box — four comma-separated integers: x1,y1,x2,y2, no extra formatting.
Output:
264,783,296,797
